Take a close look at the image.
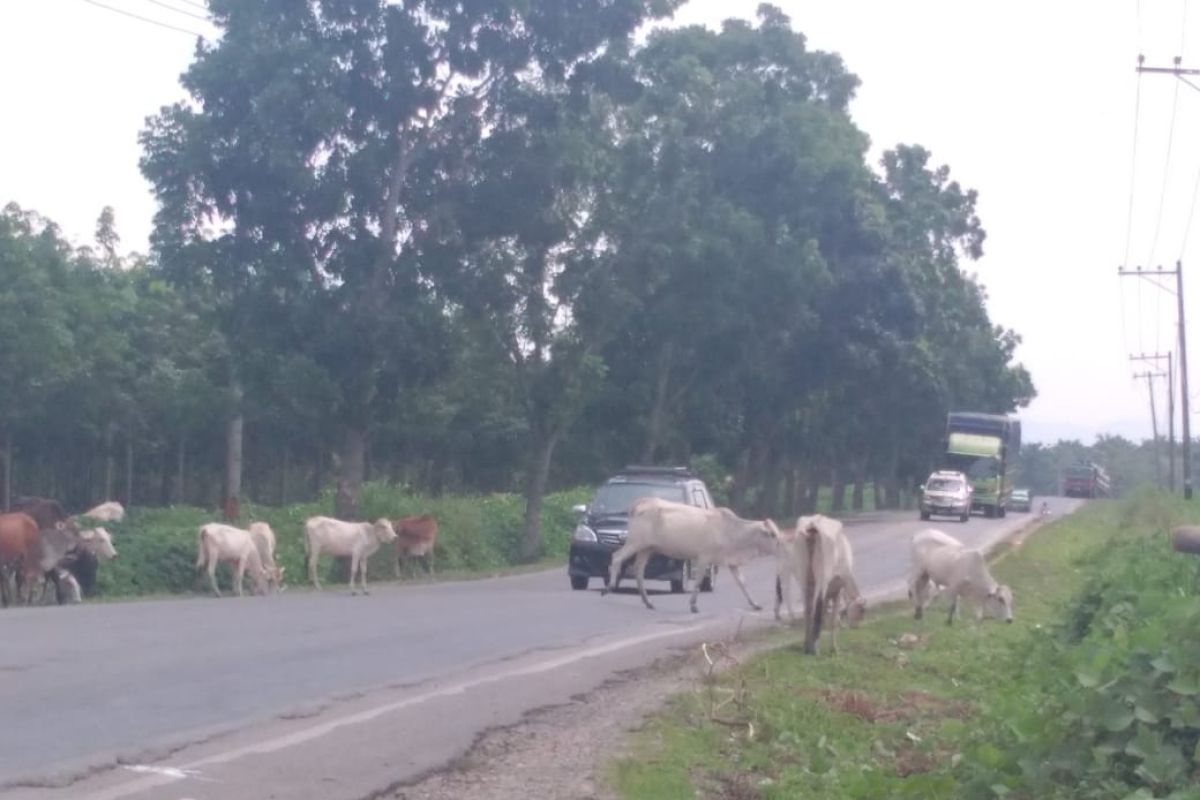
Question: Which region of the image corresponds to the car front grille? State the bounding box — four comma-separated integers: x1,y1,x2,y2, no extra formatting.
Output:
596,528,625,546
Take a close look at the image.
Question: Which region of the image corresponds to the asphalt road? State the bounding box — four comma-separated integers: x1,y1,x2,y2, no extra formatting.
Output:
0,496,1080,800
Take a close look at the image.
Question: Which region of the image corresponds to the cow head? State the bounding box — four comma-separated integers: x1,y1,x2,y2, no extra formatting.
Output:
985,583,1014,623
373,518,398,543
845,597,867,627
78,527,118,561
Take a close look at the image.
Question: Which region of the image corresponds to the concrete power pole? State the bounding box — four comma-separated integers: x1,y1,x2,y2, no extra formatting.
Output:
1133,370,1167,486
1131,353,1177,491
1120,264,1192,499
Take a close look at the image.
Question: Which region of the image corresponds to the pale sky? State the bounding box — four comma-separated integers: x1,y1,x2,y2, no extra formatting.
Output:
0,1,1193,445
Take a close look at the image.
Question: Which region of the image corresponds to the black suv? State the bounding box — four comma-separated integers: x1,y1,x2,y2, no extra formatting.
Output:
567,465,717,592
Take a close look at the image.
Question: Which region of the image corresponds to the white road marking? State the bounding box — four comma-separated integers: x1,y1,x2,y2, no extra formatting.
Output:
77,618,715,800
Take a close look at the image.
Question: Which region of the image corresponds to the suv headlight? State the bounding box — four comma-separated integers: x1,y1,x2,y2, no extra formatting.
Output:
572,524,598,543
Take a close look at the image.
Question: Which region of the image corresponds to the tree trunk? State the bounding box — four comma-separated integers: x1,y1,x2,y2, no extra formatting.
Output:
641,342,674,463
104,423,116,500
782,462,797,518
224,381,244,520
872,478,884,511
790,469,807,516
520,430,559,563
760,449,781,519
851,459,866,511
830,465,846,513
124,432,134,508
883,444,900,510
279,447,290,506
2,431,11,512
175,437,186,505
334,425,367,521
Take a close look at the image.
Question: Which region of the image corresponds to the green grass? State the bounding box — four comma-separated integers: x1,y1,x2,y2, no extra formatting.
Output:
607,499,1157,800
92,482,591,598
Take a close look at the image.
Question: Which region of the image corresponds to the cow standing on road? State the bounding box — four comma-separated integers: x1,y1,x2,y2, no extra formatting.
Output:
601,498,780,613
392,514,438,578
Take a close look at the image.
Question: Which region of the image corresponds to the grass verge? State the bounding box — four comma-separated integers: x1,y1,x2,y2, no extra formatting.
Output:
607,494,1200,800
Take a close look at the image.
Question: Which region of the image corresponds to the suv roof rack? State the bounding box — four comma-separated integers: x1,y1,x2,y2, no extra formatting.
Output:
619,465,693,478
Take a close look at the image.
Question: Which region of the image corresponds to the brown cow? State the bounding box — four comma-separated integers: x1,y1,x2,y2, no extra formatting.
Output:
392,514,438,579
0,512,42,606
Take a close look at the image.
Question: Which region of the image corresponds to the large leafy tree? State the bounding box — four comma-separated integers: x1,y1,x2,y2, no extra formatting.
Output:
141,0,679,519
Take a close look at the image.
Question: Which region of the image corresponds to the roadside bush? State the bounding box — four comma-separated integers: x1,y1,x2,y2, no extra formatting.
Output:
93,483,591,598
960,490,1200,799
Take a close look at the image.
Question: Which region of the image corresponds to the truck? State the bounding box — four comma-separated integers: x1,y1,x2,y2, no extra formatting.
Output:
1062,462,1112,498
941,411,1022,519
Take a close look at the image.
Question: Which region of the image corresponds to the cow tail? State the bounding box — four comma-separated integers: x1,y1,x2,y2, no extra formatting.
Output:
195,526,208,570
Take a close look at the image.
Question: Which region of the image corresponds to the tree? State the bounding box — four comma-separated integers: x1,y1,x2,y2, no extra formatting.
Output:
141,0,681,521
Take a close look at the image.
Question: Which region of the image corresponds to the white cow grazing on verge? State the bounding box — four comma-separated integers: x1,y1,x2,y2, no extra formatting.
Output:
248,521,284,592
195,523,269,598
601,497,781,613
82,501,125,523
304,516,398,594
909,528,1013,625
775,514,866,655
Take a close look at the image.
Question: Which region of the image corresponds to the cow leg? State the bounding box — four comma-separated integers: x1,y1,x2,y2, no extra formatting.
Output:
602,543,636,596
359,555,370,595
827,587,842,655
207,554,222,598
633,550,654,610
308,545,322,590
911,572,931,620
946,590,960,626
688,559,711,613
233,555,247,598
427,550,435,577
726,564,761,612
347,552,360,594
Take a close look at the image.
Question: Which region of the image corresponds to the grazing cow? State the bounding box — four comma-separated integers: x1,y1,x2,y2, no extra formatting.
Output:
0,513,42,606
774,515,866,655
11,496,91,602
248,521,284,591
34,527,118,605
392,514,438,578
304,516,397,594
601,498,780,613
910,528,1013,625
195,523,269,598
81,501,125,523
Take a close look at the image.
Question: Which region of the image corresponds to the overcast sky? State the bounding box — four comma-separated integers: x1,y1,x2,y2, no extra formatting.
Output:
1,1,1194,445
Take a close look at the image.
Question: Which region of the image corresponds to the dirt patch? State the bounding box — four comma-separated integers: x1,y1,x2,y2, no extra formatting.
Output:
892,742,938,777
801,688,973,725
390,634,781,800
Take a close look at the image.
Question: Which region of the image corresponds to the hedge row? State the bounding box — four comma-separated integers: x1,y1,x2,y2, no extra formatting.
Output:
93,483,591,597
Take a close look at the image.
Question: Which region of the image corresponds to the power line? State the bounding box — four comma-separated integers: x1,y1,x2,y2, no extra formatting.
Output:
167,0,206,9
81,0,205,36
1146,58,1182,272
138,0,209,23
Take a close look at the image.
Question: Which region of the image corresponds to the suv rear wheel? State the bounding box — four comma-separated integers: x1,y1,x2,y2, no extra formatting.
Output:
570,575,588,591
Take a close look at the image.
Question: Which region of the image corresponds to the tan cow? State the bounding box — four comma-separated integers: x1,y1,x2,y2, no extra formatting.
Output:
304,516,397,594
248,521,285,591
774,514,866,654
195,523,269,598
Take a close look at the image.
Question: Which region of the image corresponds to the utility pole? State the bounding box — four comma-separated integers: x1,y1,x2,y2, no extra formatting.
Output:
1132,51,1198,497
1133,370,1167,487
1120,264,1192,499
1131,353,1176,491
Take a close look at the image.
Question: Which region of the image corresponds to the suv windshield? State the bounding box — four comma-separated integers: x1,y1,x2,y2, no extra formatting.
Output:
590,482,686,514
927,478,964,493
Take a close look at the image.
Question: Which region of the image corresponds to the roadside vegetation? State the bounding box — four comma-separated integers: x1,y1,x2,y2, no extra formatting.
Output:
609,491,1200,800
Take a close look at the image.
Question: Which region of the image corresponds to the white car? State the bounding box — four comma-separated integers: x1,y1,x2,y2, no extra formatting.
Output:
920,470,972,523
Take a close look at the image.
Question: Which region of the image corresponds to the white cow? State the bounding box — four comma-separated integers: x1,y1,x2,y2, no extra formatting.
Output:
81,501,125,523
775,514,866,654
304,516,397,594
601,497,781,613
195,523,269,598
248,521,284,591
909,528,1013,625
